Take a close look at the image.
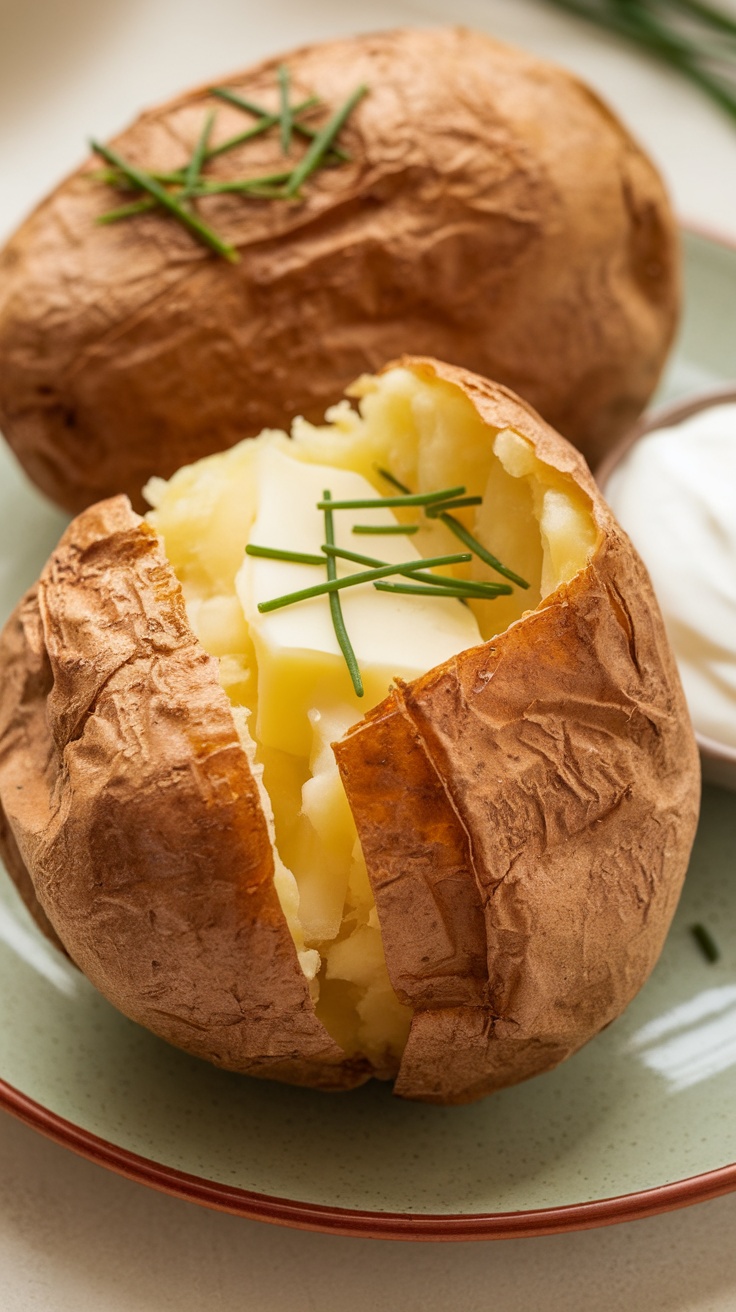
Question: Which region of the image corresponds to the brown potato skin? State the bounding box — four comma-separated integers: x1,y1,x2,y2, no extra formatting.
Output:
0,360,699,1101
0,27,678,513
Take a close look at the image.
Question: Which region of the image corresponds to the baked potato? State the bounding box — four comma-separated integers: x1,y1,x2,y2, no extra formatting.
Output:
0,26,679,514
0,359,699,1103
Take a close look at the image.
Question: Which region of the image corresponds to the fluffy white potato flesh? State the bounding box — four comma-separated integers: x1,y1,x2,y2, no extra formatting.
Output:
145,367,598,1076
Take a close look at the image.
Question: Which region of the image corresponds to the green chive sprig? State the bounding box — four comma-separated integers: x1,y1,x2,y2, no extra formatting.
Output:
352,524,420,535
432,511,530,590
182,109,216,201
245,544,325,566
285,84,367,196
322,490,363,698
93,76,364,255
90,139,239,262
375,466,529,590
316,485,465,511
257,552,472,614
322,545,512,596
544,0,736,125
278,65,294,154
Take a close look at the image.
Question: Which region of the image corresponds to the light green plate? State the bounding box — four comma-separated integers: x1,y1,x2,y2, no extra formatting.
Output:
0,228,735,1240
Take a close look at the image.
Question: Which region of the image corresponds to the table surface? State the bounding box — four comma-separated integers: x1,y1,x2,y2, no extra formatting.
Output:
2,1,736,1307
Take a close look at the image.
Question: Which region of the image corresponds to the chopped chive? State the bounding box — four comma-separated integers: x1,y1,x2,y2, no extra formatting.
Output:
278,65,293,154
90,139,239,262
322,490,363,698
285,84,367,196
376,467,411,494
426,495,483,515
316,485,465,511
205,97,316,159
209,90,348,159
374,466,528,591
320,544,509,594
257,553,472,613
434,512,530,589
352,524,419,535
245,544,325,565
195,171,292,194
374,581,508,599
690,923,721,963
96,197,158,224
183,109,216,201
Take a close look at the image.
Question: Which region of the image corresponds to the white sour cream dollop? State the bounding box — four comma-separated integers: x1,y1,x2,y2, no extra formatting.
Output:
605,402,736,749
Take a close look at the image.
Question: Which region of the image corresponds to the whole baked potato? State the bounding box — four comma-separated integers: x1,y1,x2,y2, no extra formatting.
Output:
0,27,678,514
0,359,699,1103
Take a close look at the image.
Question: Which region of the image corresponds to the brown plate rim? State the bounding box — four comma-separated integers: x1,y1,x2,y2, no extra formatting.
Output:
3,220,736,1242
2,1076,736,1240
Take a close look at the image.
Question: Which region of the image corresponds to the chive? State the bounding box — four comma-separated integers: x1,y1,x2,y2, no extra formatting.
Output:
90,139,239,262
195,171,292,193
96,197,158,224
426,495,483,515
210,89,348,159
322,545,510,594
352,524,419,535
322,490,363,698
376,467,411,494
205,96,318,159
183,109,216,201
245,544,325,565
278,65,293,154
316,485,465,511
286,84,367,196
544,0,736,124
690,923,721,963
257,553,472,613
434,512,530,589
374,581,509,599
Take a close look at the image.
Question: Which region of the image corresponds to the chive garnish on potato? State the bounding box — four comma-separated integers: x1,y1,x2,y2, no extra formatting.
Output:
285,85,368,196
278,65,294,154
257,553,472,613
352,524,420,535
323,545,512,595
316,485,465,510
375,466,530,589
90,139,239,262
322,490,364,698
92,77,364,255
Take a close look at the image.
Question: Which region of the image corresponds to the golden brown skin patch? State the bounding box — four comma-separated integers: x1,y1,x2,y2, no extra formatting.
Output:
0,360,700,1102
0,27,678,512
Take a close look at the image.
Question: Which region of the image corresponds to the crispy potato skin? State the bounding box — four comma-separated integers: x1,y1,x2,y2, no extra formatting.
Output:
0,498,367,1089
0,27,678,513
0,360,699,1101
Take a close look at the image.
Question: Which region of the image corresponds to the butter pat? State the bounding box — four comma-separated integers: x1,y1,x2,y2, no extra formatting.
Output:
236,443,482,757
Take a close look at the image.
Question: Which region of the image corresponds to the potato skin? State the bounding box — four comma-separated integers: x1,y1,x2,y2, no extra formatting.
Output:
0,27,678,513
0,360,699,1101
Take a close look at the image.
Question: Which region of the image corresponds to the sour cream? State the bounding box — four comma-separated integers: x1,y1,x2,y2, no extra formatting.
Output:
605,402,736,750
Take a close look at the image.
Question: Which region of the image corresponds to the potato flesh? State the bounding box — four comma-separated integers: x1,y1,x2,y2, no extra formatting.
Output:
145,368,597,1075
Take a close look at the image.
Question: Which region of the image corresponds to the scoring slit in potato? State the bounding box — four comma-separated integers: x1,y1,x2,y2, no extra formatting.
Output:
0,359,699,1102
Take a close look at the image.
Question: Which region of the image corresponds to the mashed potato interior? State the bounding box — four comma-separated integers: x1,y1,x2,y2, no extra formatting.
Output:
145,367,598,1076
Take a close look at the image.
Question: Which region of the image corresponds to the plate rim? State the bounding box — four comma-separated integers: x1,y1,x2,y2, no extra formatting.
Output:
2,219,735,1242
2,1076,735,1240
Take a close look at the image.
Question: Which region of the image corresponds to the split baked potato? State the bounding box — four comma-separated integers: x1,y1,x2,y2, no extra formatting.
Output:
0,359,699,1103
0,26,679,513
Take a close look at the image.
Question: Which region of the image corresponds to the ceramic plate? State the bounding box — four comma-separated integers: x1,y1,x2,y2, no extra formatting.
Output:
0,227,735,1240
